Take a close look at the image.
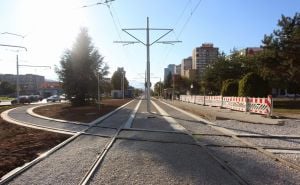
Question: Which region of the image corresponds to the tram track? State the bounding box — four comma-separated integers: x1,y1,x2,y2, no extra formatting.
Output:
154,99,300,184
0,99,138,185
2,98,299,184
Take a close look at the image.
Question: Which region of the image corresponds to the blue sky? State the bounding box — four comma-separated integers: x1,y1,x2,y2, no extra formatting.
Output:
0,0,299,88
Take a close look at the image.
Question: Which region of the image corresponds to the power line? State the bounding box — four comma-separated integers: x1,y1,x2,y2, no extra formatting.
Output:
161,0,204,68
81,0,115,8
177,0,203,38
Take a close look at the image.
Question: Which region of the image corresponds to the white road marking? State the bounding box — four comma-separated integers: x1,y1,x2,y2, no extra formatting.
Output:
151,100,187,132
123,99,142,128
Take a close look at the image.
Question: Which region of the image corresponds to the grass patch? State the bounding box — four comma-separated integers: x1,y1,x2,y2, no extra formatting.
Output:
0,96,14,101
273,100,300,109
273,108,300,114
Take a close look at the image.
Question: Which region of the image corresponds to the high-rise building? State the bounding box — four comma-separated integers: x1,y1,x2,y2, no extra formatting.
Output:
164,64,176,83
175,64,181,75
192,43,218,77
181,56,192,78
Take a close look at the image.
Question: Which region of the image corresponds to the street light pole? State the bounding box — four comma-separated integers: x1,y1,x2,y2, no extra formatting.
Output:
16,55,20,104
97,73,100,111
122,71,125,99
146,17,151,111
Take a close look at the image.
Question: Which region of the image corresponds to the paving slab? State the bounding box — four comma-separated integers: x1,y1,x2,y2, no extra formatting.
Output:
96,100,138,128
118,130,195,144
85,126,117,136
132,100,183,131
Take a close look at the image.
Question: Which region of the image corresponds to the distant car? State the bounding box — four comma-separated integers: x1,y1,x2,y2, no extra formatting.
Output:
11,96,31,105
59,94,66,101
47,95,61,102
29,95,42,102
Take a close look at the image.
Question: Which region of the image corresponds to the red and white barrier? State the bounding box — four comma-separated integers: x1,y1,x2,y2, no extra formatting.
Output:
179,95,273,116
248,95,272,115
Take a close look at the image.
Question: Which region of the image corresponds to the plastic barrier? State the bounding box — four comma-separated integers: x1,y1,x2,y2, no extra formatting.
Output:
179,95,272,116
248,95,272,115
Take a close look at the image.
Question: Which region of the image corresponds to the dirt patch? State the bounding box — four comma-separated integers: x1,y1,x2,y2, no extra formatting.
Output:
0,98,131,178
0,106,69,178
33,99,131,123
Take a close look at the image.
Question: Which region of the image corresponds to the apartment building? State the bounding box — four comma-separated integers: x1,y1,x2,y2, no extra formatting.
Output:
192,43,218,77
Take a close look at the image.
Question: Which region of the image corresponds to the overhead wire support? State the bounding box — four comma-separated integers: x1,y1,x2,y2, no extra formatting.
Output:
114,17,181,113
81,0,115,8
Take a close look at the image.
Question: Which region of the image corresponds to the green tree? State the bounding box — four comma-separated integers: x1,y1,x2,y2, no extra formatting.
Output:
221,79,238,96
111,68,129,90
154,81,163,96
238,72,269,97
56,28,108,106
0,81,15,95
261,13,300,96
203,54,244,94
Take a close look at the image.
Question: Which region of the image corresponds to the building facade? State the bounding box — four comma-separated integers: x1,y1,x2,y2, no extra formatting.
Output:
192,43,218,77
164,64,176,83
0,74,45,95
175,64,181,75
181,56,192,78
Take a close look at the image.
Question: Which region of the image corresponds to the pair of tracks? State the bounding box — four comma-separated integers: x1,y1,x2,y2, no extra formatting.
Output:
1,98,300,184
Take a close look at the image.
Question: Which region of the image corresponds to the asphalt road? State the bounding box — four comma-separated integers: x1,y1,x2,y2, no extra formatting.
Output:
2,98,300,185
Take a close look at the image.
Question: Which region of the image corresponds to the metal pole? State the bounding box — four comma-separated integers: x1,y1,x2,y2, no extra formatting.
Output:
97,73,100,111
16,54,20,104
122,72,125,99
172,75,174,101
159,78,161,99
146,17,151,112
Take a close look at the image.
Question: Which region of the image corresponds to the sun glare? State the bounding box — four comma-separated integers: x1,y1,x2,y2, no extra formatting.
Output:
14,0,87,76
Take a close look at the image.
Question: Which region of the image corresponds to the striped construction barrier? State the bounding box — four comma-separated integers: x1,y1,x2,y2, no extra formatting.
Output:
195,96,205,105
179,95,273,116
248,95,272,115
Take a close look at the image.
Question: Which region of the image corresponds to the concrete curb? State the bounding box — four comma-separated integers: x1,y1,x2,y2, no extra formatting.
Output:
1,108,77,135
27,104,88,126
0,99,137,183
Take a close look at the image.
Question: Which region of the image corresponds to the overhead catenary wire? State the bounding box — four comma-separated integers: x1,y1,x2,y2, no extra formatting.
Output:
161,0,204,68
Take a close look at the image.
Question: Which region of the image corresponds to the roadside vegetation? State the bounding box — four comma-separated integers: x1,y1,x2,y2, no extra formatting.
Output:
55,28,109,106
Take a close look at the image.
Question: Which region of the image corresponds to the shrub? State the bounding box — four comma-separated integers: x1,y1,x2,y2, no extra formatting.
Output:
238,72,269,97
221,79,238,96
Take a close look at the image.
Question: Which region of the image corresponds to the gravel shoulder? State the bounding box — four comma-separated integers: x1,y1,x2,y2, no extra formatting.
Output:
8,135,109,185
89,139,241,185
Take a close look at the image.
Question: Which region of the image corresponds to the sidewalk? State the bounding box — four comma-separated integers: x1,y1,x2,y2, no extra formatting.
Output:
164,99,284,125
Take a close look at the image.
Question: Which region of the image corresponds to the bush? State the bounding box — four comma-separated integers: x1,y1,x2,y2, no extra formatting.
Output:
221,79,238,96
238,72,269,97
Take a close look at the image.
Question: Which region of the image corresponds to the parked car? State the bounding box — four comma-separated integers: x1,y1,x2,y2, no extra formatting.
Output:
11,96,31,105
47,95,61,102
59,94,66,101
29,95,42,102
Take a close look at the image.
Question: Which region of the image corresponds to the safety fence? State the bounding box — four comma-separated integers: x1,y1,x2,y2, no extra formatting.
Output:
180,95,273,116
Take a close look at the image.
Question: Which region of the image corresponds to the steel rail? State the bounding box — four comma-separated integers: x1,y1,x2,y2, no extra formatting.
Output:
79,99,142,185
158,99,300,172
0,99,136,184
152,99,250,185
